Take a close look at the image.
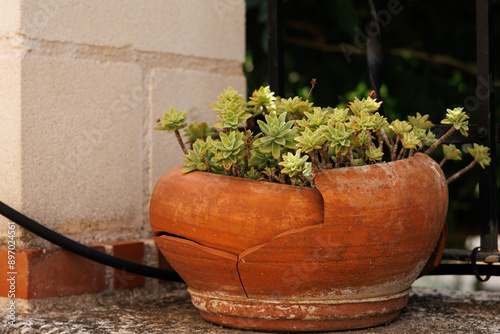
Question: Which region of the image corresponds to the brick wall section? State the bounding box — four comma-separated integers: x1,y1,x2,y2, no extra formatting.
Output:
0,240,172,299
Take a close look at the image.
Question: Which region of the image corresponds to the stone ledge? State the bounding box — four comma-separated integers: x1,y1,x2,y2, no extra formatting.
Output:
2,287,499,334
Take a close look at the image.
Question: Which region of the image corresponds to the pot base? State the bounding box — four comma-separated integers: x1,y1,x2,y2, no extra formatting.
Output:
189,288,409,332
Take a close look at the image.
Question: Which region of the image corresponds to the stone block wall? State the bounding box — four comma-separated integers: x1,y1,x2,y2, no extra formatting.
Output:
0,0,245,309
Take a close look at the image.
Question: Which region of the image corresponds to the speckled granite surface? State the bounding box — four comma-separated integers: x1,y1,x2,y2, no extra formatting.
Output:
2,287,500,334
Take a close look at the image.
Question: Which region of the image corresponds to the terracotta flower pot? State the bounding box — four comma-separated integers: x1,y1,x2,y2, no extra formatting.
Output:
149,153,448,332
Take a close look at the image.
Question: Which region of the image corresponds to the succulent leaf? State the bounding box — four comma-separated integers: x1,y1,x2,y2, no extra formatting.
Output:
442,144,462,161
322,123,353,155
244,167,261,180
441,107,470,136
275,96,313,117
366,146,384,162
183,121,217,144
296,107,329,130
401,130,422,150
408,113,434,130
389,120,413,136
279,149,310,178
294,127,326,153
182,137,216,173
212,131,246,169
254,113,297,159
155,107,187,132
466,143,491,168
327,107,350,124
348,96,383,115
248,86,276,116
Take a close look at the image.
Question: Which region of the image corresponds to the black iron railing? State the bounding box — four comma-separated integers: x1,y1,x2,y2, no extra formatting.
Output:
267,0,499,278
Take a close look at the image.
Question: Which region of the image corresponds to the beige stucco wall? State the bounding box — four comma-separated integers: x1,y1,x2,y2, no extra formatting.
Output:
0,0,246,247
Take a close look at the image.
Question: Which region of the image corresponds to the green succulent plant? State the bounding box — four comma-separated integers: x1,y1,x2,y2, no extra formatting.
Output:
442,107,470,136
323,123,353,156
439,144,462,167
155,106,188,132
157,85,490,187
348,96,383,115
295,127,326,153
467,143,491,168
296,107,329,130
211,87,245,111
279,149,309,176
366,146,384,162
447,143,490,184
408,113,434,130
155,106,188,154
279,149,312,185
184,121,217,145
328,107,350,124
244,167,262,180
425,107,469,155
213,100,252,130
212,131,246,171
182,137,217,173
254,113,297,160
275,96,313,118
247,86,276,116
419,129,438,147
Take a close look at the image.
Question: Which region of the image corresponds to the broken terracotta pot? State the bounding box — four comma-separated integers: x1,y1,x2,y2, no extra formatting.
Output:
149,153,448,332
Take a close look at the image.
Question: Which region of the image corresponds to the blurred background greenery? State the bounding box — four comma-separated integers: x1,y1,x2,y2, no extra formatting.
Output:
244,0,500,249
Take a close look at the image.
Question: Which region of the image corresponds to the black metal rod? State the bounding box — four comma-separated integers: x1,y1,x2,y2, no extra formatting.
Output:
367,0,384,109
476,0,498,252
427,264,500,276
0,200,184,282
267,0,284,96
442,248,499,262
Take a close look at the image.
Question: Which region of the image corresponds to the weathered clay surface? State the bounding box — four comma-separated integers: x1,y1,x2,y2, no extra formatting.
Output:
150,165,324,255
154,235,246,297
150,153,449,331
3,287,500,334
190,288,409,332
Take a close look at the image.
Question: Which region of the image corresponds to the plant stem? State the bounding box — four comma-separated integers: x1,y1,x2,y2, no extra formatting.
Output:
307,78,317,101
391,136,400,161
447,160,476,184
319,145,332,169
271,170,286,184
424,127,456,155
233,163,242,178
174,130,188,155
224,165,232,177
298,171,310,186
244,130,251,174
377,133,384,152
408,148,415,158
336,154,342,168
348,147,355,166
379,129,393,153
204,156,211,173
309,150,321,170
397,147,406,160
439,157,447,167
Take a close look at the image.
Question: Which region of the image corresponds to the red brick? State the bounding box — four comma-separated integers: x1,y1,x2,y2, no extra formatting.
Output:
0,247,106,299
107,241,145,289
